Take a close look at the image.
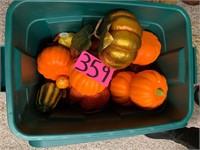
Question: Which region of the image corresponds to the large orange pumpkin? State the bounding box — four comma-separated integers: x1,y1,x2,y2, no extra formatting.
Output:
110,71,135,106
132,31,161,65
37,45,72,80
130,70,168,109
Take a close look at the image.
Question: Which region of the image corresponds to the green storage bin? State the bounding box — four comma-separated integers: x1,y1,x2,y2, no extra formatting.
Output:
2,0,197,148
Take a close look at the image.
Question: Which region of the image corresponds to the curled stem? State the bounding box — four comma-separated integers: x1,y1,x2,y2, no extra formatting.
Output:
93,18,103,39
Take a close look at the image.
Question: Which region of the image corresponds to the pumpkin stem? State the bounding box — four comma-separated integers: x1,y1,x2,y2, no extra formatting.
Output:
156,88,164,96
93,18,103,39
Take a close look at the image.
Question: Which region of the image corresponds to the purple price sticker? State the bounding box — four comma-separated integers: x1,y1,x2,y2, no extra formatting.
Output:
74,51,114,87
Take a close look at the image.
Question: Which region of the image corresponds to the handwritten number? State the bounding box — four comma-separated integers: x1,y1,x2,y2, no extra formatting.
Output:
75,53,91,72
75,52,112,85
102,66,110,82
87,59,101,78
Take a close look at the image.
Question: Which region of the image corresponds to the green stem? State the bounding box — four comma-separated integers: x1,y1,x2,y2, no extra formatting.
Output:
156,88,164,96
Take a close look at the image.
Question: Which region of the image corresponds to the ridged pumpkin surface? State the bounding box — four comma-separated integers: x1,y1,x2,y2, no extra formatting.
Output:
37,45,72,80
132,31,161,65
130,70,168,109
110,71,135,106
99,10,143,69
69,65,106,96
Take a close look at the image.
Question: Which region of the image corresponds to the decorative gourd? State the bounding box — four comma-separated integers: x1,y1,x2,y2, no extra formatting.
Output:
57,32,74,48
110,71,135,106
36,82,62,112
98,10,143,69
132,31,161,65
130,70,168,110
56,75,70,89
37,45,72,81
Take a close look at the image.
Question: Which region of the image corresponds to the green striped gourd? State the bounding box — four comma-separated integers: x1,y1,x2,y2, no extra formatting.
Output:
36,82,62,112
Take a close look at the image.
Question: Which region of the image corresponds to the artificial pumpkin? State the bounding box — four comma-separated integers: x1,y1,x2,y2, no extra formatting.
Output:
98,9,143,69
37,45,72,81
110,71,135,106
132,31,161,65
130,70,168,110
68,62,110,111
69,63,106,96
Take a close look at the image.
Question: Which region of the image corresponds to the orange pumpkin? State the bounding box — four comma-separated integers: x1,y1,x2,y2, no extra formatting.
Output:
110,71,135,106
132,31,161,66
130,70,168,109
56,75,70,89
69,63,106,96
37,45,72,81
68,62,110,111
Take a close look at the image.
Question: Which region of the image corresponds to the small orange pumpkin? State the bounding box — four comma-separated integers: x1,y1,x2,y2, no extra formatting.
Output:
69,63,106,96
110,71,135,106
132,31,161,66
68,62,110,111
37,45,72,81
56,75,70,89
130,70,168,109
